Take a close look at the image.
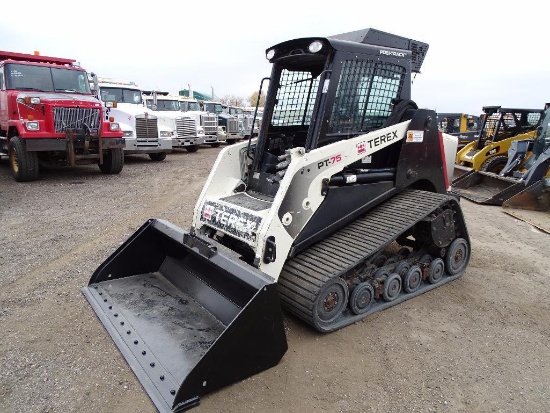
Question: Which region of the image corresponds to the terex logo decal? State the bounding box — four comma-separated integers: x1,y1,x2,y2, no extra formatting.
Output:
357,129,399,154
201,201,262,243
318,154,342,169
380,50,406,57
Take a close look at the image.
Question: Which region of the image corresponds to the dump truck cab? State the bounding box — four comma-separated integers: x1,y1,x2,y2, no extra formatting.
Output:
96,78,172,161
143,91,205,153
0,50,125,181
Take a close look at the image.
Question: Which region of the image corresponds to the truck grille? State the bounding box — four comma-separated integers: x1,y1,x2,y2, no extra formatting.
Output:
135,117,159,140
201,114,218,134
227,118,238,134
176,117,197,138
53,107,101,134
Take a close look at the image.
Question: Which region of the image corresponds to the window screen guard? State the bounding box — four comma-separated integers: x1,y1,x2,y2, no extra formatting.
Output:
328,60,405,135
271,70,320,127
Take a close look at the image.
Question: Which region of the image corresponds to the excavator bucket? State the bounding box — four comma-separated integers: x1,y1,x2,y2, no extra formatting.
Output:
502,180,550,233
451,170,525,205
82,219,288,413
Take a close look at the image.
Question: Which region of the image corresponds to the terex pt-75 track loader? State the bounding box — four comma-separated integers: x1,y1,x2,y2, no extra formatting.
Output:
83,28,471,412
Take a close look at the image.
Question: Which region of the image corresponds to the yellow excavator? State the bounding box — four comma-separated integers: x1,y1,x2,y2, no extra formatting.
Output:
452,106,544,183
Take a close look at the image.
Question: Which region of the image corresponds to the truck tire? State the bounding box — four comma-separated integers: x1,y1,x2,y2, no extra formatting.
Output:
186,145,199,153
9,136,39,182
99,148,124,174
481,155,508,174
149,152,167,162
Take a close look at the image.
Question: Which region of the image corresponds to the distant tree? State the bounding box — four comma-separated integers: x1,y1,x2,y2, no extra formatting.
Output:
220,94,247,107
249,91,266,107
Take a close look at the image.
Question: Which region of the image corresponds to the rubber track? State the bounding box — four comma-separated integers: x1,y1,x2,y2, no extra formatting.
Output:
277,189,463,332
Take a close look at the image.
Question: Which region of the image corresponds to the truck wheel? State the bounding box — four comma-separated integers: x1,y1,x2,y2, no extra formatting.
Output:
210,142,221,148
99,148,124,174
186,146,199,153
9,136,39,182
481,155,508,174
149,152,167,161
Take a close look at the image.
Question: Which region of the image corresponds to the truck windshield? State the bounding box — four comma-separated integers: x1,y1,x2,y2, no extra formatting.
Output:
100,87,142,104
148,99,181,111
203,103,223,114
5,63,91,94
185,101,200,111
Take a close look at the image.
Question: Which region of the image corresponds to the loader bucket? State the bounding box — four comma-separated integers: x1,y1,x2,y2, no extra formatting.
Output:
451,171,524,205
502,180,550,233
452,164,474,183
82,219,288,413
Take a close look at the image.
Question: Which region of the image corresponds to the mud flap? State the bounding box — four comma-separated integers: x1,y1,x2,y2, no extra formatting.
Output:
502,180,550,233
451,171,524,205
82,219,288,412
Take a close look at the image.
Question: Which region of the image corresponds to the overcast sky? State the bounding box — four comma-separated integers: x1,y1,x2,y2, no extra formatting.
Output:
1,1,548,115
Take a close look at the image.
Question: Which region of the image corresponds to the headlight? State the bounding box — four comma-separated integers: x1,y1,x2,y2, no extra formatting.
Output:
109,122,120,131
123,130,134,137
25,121,40,131
308,40,323,53
105,101,117,108
266,49,275,60
197,127,204,134
30,97,41,104
160,130,172,138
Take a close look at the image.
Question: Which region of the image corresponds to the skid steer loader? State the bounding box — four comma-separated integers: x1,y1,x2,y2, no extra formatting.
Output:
451,106,550,206
83,28,471,413
452,106,544,183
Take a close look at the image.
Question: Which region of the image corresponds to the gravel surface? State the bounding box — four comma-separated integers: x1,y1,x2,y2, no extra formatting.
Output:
1,146,549,413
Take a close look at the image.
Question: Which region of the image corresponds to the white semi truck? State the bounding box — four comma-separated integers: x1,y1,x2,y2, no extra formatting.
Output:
201,100,242,144
143,92,205,152
96,78,172,161
179,96,226,147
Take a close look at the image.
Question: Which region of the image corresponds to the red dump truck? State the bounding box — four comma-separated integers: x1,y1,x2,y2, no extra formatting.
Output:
0,50,125,181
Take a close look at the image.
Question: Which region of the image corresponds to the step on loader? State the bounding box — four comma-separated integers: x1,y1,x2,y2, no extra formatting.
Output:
83,28,471,412
452,106,544,183
451,106,550,208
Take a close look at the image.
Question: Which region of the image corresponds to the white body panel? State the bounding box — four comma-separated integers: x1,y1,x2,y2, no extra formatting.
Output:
193,121,412,280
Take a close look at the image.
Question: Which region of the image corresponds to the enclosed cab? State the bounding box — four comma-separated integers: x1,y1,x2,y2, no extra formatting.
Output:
96,78,172,161
201,100,241,144
143,91,205,153
0,50,125,181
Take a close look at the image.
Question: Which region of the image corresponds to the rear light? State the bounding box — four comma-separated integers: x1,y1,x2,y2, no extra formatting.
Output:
109,122,120,131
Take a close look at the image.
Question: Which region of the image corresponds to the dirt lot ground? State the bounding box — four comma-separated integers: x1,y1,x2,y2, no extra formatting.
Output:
1,146,549,413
